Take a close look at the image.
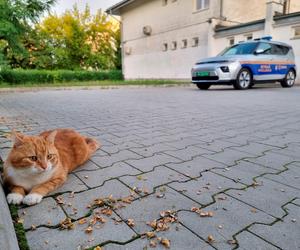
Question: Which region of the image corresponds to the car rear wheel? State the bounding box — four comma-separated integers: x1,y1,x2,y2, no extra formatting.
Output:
281,69,296,88
234,68,252,90
196,83,211,90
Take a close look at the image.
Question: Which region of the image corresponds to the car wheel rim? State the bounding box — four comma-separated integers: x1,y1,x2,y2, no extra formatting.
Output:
239,71,250,88
287,71,295,86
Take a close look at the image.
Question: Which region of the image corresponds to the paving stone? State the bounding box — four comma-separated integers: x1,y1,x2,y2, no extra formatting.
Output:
125,153,181,172
236,230,279,250
195,139,240,153
179,194,274,250
61,179,134,219
116,187,197,234
292,198,300,206
166,156,226,178
261,133,300,147
73,160,100,172
164,145,215,161
163,137,207,149
272,144,300,160
211,160,278,185
248,203,300,250
120,166,188,194
104,223,214,250
91,150,142,168
129,143,178,157
245,151,296,170
26,210,135,250
49,173,88,195
203,148,254,166
18,197,65,229
101,141,143,155
231,142,277,157
263,164,300,190
169,171,245,206
227,178,299,218
76,162,141,188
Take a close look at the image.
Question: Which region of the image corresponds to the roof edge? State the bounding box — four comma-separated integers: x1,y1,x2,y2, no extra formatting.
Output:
106,0,135,15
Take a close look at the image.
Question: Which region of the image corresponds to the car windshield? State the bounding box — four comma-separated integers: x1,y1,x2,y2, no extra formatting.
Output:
221,42,258,56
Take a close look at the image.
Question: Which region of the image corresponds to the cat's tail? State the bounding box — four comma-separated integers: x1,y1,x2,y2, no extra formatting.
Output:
85,137,100,154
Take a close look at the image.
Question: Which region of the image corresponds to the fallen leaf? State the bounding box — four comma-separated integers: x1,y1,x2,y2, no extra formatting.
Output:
17,218,24,224
227,239,237,245
85,226,93,234
127,218,135,227
78,218,87,225
31,224,37,231
101,208,113,216
207,235,215,243
149,240,157,248
146,231,156,239
160,238,170,248
59,218,75,230
93,246,101,250
250,208,257,213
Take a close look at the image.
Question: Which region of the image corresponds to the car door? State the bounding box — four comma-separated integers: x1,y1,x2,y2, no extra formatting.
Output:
271,44,290,80
252,42,274,81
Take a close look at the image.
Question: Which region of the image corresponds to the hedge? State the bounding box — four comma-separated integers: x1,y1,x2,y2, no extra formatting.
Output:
0,69,123,84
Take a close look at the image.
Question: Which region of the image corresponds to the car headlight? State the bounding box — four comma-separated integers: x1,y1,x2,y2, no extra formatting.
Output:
220,66,230,73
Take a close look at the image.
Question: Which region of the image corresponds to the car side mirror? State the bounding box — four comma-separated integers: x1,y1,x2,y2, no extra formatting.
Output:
254,49,265,55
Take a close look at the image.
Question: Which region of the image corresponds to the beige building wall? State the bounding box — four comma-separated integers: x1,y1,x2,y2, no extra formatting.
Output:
222,0,268,24
113,0,300,80
120,0,221,79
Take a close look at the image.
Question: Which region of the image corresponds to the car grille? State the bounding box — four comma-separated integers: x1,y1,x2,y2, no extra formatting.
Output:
192,76,219,81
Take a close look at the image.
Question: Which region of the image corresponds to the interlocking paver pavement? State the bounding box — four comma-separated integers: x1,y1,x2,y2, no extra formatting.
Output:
0,86,300,250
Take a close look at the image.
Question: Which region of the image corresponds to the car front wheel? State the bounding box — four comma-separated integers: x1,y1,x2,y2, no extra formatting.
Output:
234,68,252,90
196,83,211,90
281,69,296,88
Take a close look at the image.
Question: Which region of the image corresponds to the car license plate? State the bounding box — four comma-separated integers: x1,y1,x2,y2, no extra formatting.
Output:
197,71,210,77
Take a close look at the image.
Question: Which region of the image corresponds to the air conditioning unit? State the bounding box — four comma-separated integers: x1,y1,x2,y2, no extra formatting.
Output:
124,46,132,55
143,25,152,36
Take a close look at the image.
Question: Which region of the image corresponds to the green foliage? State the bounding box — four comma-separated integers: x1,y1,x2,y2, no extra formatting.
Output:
31,5,121,70
0,0,56,66
0,69,123,84
9,204,30,250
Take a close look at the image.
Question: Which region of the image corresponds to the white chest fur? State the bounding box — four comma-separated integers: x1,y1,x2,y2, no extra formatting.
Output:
7,165,55,192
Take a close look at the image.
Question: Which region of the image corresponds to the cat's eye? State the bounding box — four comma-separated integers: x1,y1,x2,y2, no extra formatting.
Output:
47,154,53,159
30,156,38,161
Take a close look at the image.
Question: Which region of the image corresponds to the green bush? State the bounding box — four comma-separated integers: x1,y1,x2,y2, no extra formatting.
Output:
0,69,123,84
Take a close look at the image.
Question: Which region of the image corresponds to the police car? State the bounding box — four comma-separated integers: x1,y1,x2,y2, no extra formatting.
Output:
191,37,297,90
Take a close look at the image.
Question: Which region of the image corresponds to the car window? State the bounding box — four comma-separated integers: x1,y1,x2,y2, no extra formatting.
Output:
256,43,272,54
271,44,289,55
221,42,258,56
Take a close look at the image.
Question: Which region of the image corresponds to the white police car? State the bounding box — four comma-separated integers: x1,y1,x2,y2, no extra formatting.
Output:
191,37,297,90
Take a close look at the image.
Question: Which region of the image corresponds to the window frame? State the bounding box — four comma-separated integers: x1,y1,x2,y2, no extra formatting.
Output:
293,26,300,39
194,0,210,12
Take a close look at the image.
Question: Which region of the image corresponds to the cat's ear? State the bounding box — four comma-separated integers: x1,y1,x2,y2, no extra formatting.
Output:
11,130,25,147
46,130,57,144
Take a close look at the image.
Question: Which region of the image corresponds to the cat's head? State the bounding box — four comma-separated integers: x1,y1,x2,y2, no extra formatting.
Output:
7,130,58,173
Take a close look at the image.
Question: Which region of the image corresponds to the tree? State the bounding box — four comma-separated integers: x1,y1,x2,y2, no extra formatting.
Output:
34,4,120,70
0,0,56,67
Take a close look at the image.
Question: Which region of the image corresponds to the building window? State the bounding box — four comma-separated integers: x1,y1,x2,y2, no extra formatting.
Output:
294,26,300,39
171,41,177,50
162,0,168,6
196,0,209,10
162,43,168,51
181,39,188,49
245,34,253,40
228,37,235,46
192,37,199,47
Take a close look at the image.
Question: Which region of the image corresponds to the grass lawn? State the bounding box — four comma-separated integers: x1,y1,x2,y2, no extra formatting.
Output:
0,80,190,89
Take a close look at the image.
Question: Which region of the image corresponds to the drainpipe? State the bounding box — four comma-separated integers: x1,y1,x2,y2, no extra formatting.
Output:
220,0,224,19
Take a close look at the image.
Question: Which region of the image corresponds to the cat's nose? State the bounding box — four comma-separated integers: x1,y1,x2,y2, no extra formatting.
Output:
40,162,48,170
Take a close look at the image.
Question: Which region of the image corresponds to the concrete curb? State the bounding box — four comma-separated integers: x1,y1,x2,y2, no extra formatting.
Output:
0,126,20,250
0,83,192,93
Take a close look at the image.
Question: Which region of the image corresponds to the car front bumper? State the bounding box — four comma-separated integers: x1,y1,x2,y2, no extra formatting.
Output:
191,62,241,84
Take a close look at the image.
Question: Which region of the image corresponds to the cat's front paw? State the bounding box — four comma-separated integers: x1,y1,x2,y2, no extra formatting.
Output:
7,193,24,205
23,193,43,206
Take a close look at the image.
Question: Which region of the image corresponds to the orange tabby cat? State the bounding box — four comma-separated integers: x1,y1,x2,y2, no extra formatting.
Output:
3,129,100,206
